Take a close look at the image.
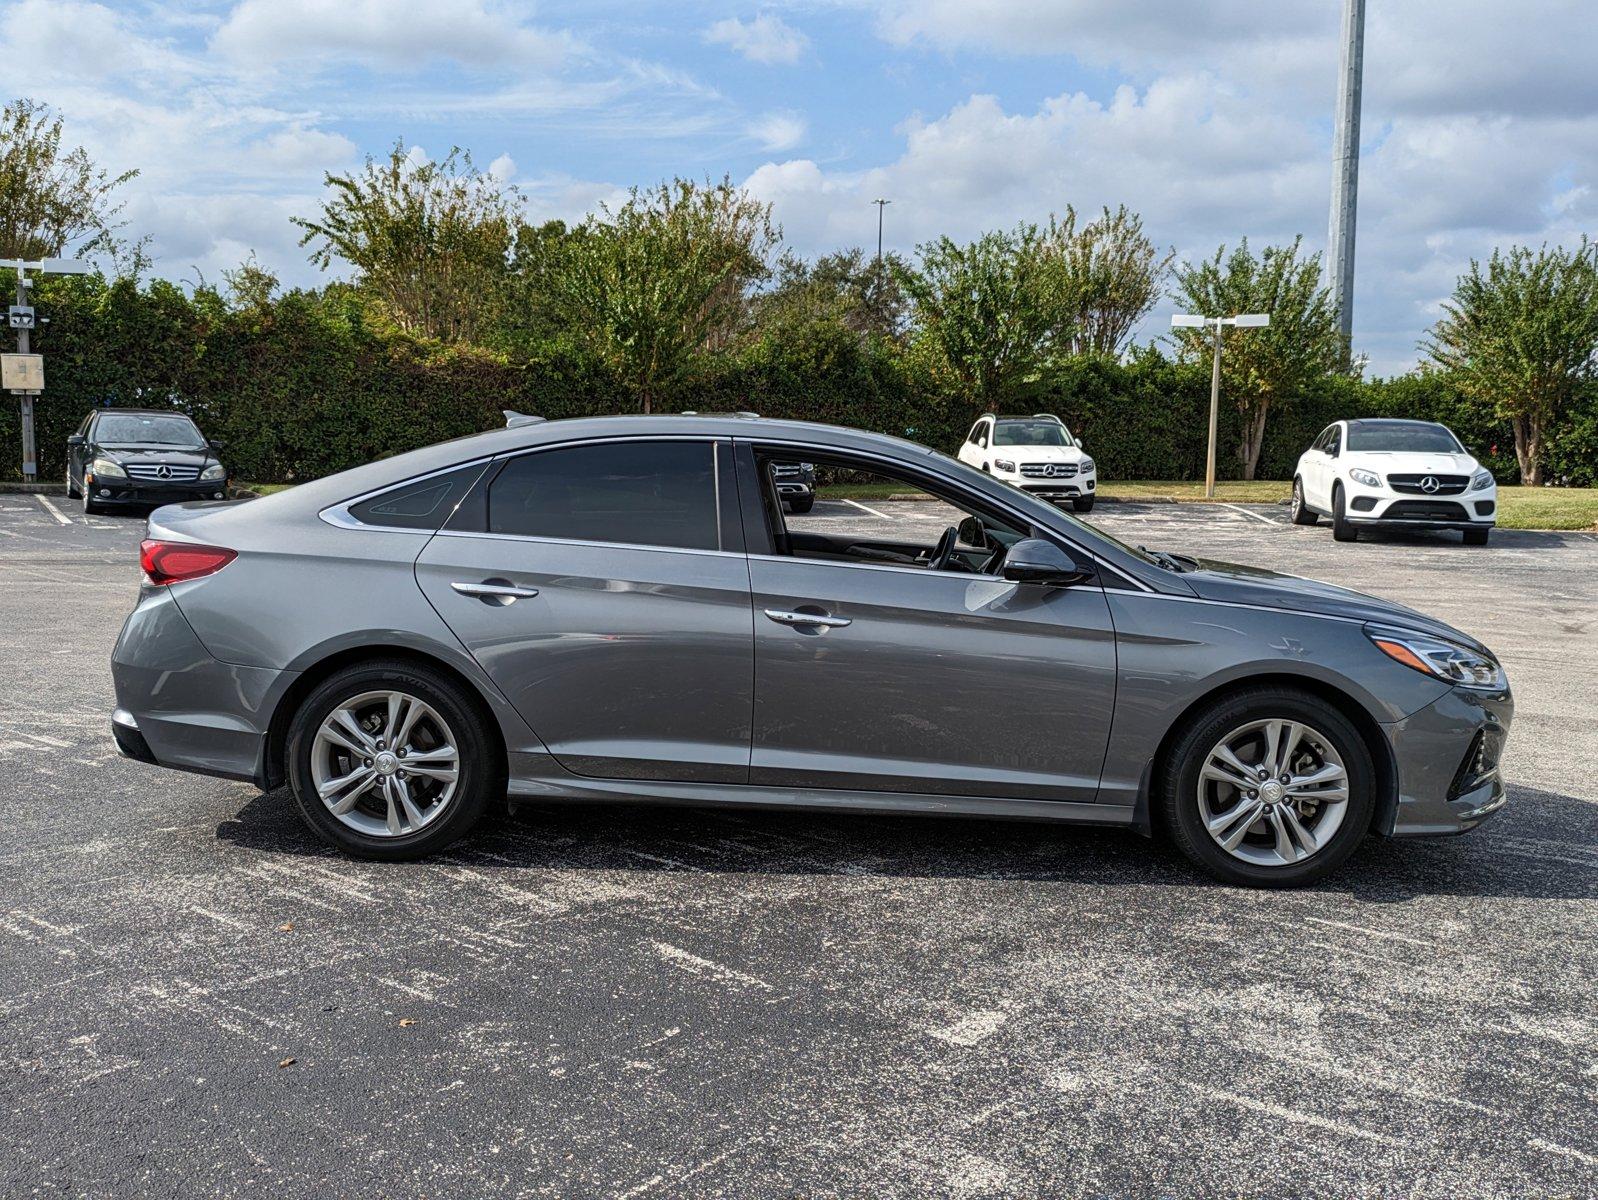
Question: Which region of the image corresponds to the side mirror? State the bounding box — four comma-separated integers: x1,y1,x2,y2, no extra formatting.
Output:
956,515,990,549
1001,538,1095,587
67,434,84,446
208,438,226,451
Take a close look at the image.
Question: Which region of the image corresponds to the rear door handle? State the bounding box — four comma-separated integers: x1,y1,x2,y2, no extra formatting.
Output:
764,608,851,629
452,579,539,605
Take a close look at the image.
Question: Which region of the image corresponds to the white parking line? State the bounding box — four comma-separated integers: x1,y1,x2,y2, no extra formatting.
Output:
35,494,73,526
842,498,895,520
1220,502,1280,526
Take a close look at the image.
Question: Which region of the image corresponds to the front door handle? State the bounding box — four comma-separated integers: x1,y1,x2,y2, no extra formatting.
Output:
764,608,851,629
452,579,539,606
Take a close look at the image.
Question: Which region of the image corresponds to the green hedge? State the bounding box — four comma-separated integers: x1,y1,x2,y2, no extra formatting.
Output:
4,276,1594,486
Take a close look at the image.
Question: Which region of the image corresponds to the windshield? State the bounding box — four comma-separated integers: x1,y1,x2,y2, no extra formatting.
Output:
95,413,206,447
1346,423,1462,454
993,420,1073,448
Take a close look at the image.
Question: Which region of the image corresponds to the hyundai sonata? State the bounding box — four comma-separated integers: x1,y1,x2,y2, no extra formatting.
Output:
110,414,1511,886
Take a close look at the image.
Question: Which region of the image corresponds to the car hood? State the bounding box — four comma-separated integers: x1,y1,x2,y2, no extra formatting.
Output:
95,444,215,467
1184,558,1491,655
994,445,1088,463
1344,450,1479,475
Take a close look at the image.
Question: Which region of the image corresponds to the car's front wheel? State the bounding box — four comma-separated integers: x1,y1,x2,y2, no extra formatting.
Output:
1290,477,1318,525
286,659,500,860
1331,484,1357,541
1463,527,1490,546
1159,687,1374,887
788,495,814,514
1072,495,1095,513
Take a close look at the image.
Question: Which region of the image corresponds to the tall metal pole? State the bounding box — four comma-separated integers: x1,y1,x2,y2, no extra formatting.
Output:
15,266,35,482
872,198,890,263
1206,320,1223,499
1327,0,1366,349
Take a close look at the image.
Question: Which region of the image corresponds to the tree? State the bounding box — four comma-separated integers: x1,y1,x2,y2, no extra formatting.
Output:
294,143,519,344
756,248,908,343
0,97,138,262
1041,205,1172,356
1422,241,1598,485
1171,237,1344,479
221,252,279,312
898,225,1056,413
545,177,780,412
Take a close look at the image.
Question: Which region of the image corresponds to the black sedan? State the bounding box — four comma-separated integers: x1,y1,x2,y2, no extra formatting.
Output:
67,409,229,515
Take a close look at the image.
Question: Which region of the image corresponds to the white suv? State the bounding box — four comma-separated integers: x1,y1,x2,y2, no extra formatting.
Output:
957,413,1098,512
1292,418,1496,545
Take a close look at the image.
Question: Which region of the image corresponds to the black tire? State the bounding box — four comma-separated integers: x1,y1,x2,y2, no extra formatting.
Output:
286,658,502,861
789,495,814,514
1072,495,1096,513
1331,484,1357,541
1290,477,1318,525
1463,527,1490,546
82,488,102,517
1159,686,1375,888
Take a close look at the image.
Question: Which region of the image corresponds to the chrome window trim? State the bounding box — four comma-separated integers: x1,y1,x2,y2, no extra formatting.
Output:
319,455,500,533
430,528,747,561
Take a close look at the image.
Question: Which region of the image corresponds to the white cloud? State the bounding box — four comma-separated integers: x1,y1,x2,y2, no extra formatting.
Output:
212,0,572,69
749,111,806,151
488,153,518,182
705,13,809,65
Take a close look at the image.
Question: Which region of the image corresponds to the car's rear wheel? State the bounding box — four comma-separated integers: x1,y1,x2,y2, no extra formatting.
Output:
1072,495,1095,513
1331,484,1357,541
1159,687,1374,887
1290,477,1318,525
1463,527,1490,546
286,660,499,860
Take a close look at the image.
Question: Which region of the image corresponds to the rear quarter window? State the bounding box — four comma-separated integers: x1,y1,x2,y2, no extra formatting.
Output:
348,464,487,530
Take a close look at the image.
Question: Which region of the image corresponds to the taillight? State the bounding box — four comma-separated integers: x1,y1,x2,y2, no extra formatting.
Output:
139,539,237,586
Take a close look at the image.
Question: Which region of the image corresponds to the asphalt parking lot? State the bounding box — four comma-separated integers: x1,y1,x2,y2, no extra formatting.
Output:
3,491,1596,1198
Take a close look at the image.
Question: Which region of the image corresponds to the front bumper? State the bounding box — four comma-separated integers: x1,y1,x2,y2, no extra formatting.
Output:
110,586,288,784
1344,486,1496,530
1382,684,1512,837
88,478,229,506
1003,473,1097,501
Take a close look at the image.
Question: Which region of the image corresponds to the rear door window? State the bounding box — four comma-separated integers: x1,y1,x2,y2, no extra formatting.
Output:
488,440,720,551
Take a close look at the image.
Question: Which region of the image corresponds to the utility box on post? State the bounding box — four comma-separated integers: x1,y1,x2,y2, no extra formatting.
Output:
2,352,44,392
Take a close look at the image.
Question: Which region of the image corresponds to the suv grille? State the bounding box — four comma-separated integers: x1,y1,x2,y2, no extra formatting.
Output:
1382,500,1469,521
1020,462,1077,478
1389,473,1469,496
771,464,805,478
124,463,202,481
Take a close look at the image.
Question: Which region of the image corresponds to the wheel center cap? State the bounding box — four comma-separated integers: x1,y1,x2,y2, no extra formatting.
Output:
1260,780,1286,804
374,751,399,776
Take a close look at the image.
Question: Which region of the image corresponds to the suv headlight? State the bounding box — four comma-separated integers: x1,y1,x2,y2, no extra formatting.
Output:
993,459,1016,473
1349,468,1382,488
89,457,128,480
1470,469,1493,491
1366,625,1505,691
1079,457,1094,472
200,463,227,481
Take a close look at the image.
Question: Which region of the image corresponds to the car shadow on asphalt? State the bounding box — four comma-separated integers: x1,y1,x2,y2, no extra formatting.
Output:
217,784,1596,902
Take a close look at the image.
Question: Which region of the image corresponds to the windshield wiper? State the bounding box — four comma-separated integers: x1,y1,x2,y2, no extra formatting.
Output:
1138,546,1196,573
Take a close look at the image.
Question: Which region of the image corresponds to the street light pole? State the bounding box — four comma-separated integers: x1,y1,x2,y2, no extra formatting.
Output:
1172,312,1271,498
3,256,93,481
871,198,890,263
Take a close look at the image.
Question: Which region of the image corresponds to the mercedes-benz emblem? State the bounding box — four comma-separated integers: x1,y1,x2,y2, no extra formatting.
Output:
156,464,172,479
1419,475,1440,493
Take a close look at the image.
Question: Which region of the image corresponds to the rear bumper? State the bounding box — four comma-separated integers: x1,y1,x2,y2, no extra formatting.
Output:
1382,685,1513,837
110,587,288,784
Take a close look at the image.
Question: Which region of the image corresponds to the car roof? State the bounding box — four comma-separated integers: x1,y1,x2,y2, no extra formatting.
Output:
91,408,197,419
1345,418,1447,428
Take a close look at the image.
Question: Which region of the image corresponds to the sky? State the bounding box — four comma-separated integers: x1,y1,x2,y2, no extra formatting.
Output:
4,0,1596,375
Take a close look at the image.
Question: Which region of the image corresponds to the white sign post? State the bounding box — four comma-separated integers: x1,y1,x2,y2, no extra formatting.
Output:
1171,312,1272,498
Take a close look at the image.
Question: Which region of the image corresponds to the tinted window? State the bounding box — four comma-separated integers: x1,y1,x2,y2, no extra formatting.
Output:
489,441,719,551
993,419,1071,447
1346,423,1463,453
350,464,485,530
95,413,205,447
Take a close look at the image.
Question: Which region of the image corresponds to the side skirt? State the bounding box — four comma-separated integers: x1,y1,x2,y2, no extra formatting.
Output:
506,768,1138,828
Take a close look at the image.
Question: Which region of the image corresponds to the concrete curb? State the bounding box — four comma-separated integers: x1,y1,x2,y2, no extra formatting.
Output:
0,481,67,495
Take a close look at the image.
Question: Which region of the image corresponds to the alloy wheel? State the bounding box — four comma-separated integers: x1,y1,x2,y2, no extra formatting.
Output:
1196,718,1350,867
310,689,460,838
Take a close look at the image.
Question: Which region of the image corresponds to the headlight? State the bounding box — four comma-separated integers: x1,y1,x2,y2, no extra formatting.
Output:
89,457,128,479
1349,468,1382,488
799,462,814,473
1366,625,1505,691
200,463,227,481
993,459,1016,473
1079,457,1094,472
1470,469,1493,491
